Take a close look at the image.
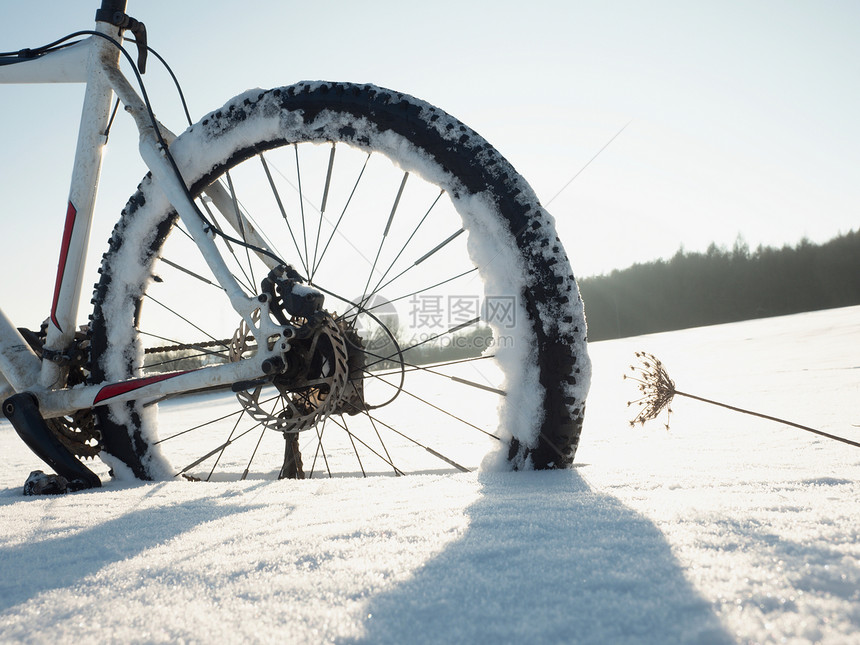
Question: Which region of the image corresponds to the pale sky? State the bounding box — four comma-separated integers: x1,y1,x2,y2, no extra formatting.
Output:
1,0,858,330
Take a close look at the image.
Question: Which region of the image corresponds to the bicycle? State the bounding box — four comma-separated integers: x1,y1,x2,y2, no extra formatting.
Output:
0,0,591,493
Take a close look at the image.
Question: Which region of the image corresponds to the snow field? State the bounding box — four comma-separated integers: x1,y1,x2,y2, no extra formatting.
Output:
1,305,859,643
579,305,860,644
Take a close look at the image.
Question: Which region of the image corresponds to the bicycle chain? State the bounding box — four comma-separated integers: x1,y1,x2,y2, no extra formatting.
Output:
144,338,234,355
17,323,224,459
18,314,360,457
146,314,365,433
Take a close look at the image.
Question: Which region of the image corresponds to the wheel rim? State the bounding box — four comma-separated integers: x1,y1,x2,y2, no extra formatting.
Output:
132,141,510,479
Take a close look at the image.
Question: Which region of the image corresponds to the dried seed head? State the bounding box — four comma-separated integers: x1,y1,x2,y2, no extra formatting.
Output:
625,351,676,427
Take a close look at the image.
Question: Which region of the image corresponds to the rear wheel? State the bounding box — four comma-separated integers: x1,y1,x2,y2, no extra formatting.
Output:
89,82,590,480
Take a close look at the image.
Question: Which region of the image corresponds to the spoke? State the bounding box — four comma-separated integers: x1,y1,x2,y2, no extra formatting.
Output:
330,266,478,324
294,144,311,275
370,353,496,378
241,426,267,481
307,417,332,479
199,190,255,293
310,144,336,277
364,368,501,440
227,192,288,266
158,257,224,290
359,397,400,477
360,171,409,309
173,423,262,477
354,332,505,411
313,151,371,277
339,400,469,473
447,375,506,395
364,317,482,370
363,189,442,306
388,359,505,396
341,416,366,477
373,266,479,315
225,170,256,289
259,153,308,276
158,248,253,303
416,228,465,265
242,395,282,480
265,148,380,275
154,392,282,444
174,221,196,243
327,414,406,476
156,410,242,445
143,294,232,351
174,206,256,294
208,406,249,481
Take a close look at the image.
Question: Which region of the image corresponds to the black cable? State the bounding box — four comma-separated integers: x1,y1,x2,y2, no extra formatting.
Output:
308,284,408,407
126,38,193,126
3,28,287,273
0,36,81,59
103,98,121,141
107,35,288,271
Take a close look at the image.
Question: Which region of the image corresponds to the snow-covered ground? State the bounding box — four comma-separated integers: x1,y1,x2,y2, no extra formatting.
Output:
1,306,858,644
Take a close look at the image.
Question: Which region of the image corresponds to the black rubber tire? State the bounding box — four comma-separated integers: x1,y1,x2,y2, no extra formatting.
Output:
89,82,590,480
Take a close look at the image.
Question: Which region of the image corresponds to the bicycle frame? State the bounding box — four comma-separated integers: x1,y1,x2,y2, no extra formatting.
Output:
0,4,284,419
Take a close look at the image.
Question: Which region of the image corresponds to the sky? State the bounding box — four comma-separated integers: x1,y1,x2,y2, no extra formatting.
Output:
1,0,859,330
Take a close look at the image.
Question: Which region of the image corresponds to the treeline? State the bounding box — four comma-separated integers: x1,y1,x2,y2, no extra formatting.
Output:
143,347,226,373
579,230,860,341
141,325,496,377
372,324,494,369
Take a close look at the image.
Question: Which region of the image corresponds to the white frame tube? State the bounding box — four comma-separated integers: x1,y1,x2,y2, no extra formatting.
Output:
0,23,278,404
0,39,90,84
40,29,122,389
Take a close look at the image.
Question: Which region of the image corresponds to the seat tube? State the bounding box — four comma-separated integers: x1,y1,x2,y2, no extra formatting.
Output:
40,23,122,388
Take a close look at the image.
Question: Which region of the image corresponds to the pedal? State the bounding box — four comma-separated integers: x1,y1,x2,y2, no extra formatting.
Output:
3,393,101,491
23,470,72,495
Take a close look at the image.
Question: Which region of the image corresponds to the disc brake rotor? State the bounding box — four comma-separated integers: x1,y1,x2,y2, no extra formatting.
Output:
232,315,353,433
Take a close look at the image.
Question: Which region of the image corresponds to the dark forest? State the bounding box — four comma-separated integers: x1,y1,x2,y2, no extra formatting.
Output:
578,230,860,341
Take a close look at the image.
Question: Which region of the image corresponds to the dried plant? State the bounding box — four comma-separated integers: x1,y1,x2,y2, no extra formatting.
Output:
624,352,676,428
625,351,860,449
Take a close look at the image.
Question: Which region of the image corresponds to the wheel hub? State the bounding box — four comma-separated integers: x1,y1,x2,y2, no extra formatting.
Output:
230,271,367,434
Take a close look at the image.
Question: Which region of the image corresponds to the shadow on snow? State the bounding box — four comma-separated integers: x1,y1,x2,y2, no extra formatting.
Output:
0,489,262,615
342,470,734,645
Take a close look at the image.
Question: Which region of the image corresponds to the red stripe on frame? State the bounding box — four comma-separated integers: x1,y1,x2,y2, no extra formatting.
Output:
94,371,191,405
50,201,78,333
